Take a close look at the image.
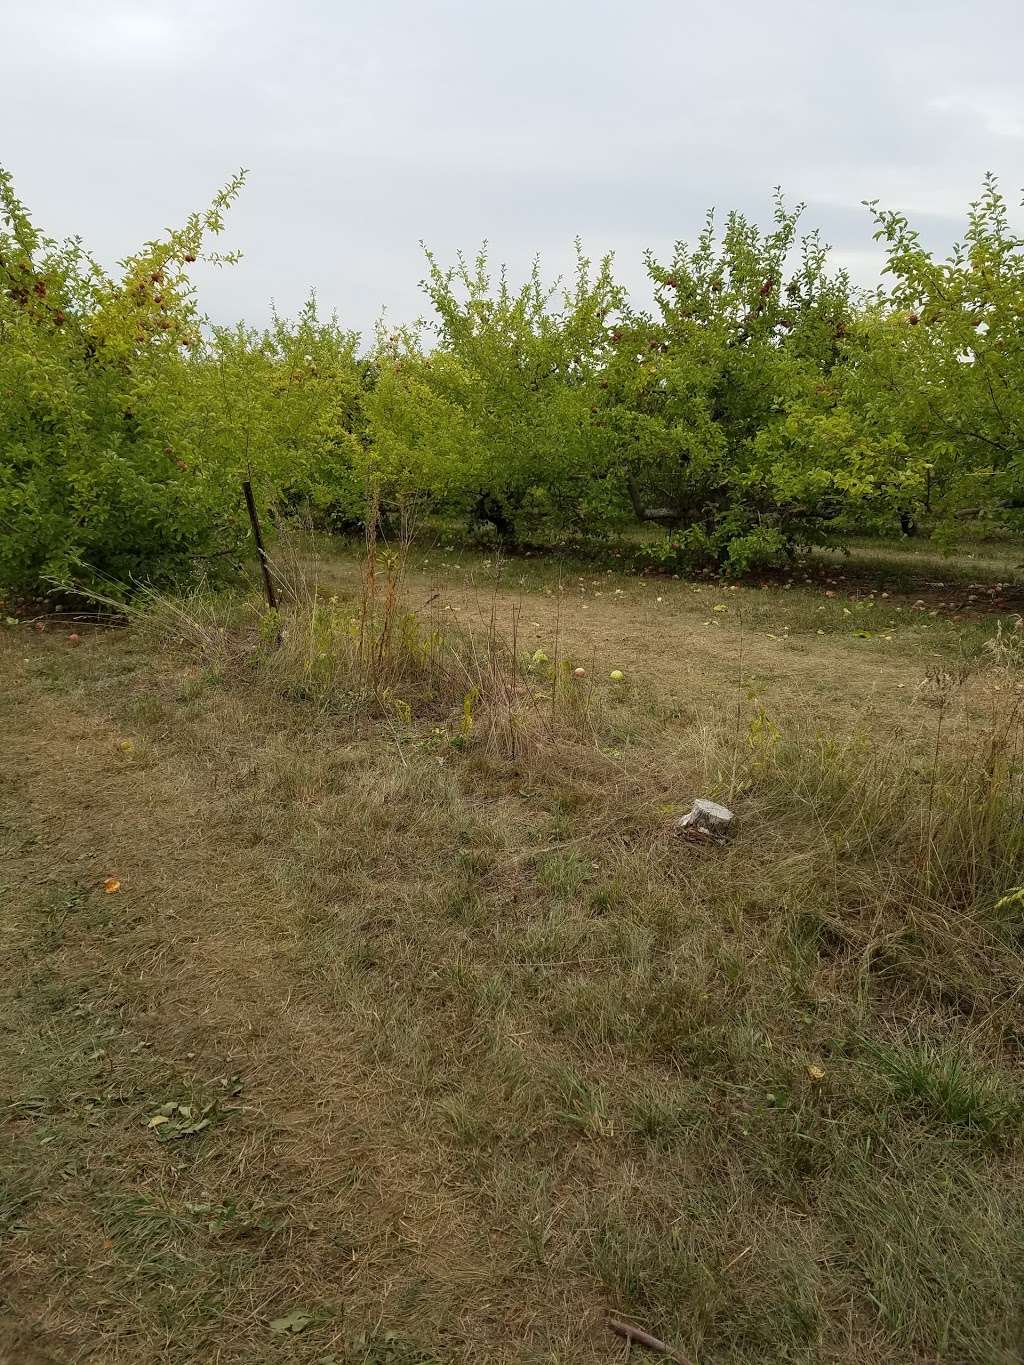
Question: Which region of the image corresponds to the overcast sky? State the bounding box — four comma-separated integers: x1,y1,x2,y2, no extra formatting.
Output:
3,0,1023,341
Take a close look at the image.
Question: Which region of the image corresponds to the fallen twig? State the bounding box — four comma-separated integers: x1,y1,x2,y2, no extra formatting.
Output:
608,1316,692,1363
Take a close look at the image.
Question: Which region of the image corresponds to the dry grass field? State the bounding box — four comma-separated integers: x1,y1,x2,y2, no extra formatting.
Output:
3,534,1024,1364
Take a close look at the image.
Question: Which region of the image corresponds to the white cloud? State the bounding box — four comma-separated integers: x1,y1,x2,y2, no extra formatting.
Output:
930,91,1024,140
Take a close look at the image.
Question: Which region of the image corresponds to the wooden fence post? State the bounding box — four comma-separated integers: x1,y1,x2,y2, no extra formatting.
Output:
242,480,281,643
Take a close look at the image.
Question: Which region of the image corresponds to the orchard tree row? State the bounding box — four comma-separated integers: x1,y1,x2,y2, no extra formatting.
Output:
2,166,1023,596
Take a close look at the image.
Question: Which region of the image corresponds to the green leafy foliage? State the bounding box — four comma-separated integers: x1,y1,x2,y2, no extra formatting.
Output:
0,169,368,599
366,243,625,543
0,168,249,595
598,193,867,568
859,173,1024,537
3,165,1023,598
196,298,367,531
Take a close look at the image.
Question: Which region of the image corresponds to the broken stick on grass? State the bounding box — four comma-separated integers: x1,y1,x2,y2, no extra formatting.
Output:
607,1316,693,1364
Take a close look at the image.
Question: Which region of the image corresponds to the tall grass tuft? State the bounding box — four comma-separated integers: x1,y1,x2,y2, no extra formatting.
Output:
122,506,600,760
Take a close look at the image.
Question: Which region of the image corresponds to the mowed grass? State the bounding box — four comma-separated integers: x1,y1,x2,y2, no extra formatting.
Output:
3,538,1024,1363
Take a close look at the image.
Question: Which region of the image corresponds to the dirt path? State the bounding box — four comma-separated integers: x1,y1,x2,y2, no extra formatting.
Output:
315,553,978,734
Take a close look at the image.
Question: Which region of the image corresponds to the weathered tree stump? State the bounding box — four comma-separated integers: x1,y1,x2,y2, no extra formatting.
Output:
676,798,734,843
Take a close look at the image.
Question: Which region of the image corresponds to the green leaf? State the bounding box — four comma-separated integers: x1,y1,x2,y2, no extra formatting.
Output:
270,1309,313,1335
163,1116,210,1140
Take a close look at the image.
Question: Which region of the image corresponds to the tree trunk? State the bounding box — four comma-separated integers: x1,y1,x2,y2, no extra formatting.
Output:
625,471,684,528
